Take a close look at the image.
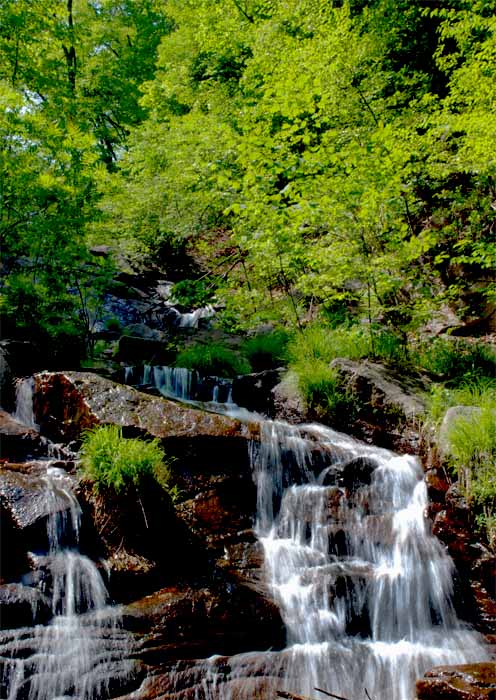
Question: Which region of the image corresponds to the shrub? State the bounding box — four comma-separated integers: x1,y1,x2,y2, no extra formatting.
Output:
242,329,290,372
105,317,122,332
80,425,177,498
175,342,251,378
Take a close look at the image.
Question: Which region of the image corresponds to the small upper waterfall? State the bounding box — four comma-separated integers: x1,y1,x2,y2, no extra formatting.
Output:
124,364,234,406
13,377,38,429
0,467,134,700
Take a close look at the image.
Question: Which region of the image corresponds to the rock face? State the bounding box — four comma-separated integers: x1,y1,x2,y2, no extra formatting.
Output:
330,358,428,453
122,582,285,664
428,481,496,635
0,411,47,461
416,663,496,699
232,369,283,415
33,372,258,447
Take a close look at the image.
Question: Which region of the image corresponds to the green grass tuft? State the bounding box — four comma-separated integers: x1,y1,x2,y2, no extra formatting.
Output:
242,329,290,372
175,341,251,378
79,424,177,498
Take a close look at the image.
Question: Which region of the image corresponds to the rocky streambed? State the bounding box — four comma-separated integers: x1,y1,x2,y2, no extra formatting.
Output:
0,370,495,699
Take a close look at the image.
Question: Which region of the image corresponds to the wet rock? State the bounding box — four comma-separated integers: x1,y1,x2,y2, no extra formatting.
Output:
0,462,77,553
0,583,51,629
122,581,285,663
0,410,47,461
128,654,284,700
272,371,307,424
33,371,258,447
330,358,428,453
78,477,203,602
339,456,378,491
0,501,30,582
416,663,496,699
0,347,15,412
232,369,283,415
425,467,450,504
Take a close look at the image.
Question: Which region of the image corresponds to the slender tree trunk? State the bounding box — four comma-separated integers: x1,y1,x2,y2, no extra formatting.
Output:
62,0,76,91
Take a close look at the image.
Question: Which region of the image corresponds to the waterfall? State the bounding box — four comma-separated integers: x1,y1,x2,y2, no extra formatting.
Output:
177,305,215,329
249,421,489,700
126,364,235,405
179,419,489,700
0,467,134,700
152,365,194,401
13,377,38,429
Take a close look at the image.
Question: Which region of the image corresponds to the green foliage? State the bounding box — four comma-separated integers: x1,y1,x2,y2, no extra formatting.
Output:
426,377,496,426
242,329,290,371
105,317,122,333
446,393,496,548
171,278,216,309
175,342,251,378
80,424,177,498
416,337,496,382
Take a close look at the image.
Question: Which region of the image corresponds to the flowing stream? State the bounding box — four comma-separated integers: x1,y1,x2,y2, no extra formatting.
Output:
2,372,489,699
0,468,134,700
177,419,489,700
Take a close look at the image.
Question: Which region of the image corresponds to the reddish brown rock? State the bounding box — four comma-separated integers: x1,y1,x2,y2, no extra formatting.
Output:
33,371,258,445
416,663,496,699
122,582,285,663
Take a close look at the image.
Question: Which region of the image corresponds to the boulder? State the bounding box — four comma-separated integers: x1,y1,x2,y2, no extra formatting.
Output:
416,663,496,699
0,410,47,461
232,369,283,415
32,372,258,448
122,581,285,664
330,359,428,453
0,462,77,553
77,477,204,602
0,583,51,629
272,371,307,424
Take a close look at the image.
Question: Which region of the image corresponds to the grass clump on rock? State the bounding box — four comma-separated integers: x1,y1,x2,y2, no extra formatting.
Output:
80,424,177,498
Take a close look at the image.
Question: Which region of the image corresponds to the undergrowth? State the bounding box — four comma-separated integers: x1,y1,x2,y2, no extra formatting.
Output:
80,424,178,500
242,329,290,372
427,378,496,549
175,341,251,378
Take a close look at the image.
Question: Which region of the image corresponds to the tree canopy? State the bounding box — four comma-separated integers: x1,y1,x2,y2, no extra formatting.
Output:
1,0,495,346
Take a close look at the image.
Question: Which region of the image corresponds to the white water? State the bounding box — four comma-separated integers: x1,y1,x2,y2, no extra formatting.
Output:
177,304,215,329
251,421,489,699
13,377,38,429
125,364,236,407
0,467,133,700
180,419,489,700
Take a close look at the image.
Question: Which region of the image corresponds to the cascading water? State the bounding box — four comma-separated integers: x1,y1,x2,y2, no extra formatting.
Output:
250,421,489,700
179,419,489,700
125,364,235,405
0,467,134,700
13,378,38,430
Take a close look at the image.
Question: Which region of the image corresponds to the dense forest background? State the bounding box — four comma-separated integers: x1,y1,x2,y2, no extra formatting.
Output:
1,0,495,350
